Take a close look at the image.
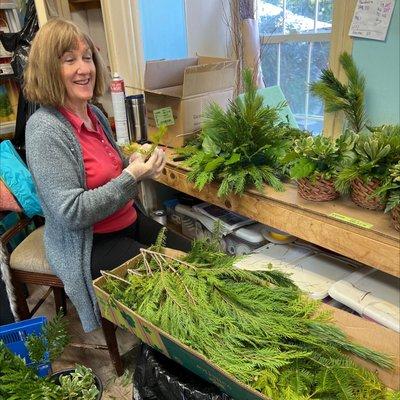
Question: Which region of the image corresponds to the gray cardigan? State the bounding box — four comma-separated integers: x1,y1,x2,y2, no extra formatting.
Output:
25,105,138,332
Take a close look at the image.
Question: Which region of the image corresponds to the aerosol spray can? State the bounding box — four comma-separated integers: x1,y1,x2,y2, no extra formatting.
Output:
110,72,129,145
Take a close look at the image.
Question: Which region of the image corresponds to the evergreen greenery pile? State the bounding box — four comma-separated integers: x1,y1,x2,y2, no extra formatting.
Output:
103,228,398,400
0,313,99,400
0,343,99,400
176,69,306,197
335,125,400,194
310,52,366,133
283,130,357,181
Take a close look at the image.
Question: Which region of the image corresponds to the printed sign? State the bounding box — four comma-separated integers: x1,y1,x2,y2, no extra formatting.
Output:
153,107,175,127
349,0,396,41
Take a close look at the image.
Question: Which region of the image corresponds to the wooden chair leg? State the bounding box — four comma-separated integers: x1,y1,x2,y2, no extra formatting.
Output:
53,287,67,315
11,279,30,320
101,317,123,376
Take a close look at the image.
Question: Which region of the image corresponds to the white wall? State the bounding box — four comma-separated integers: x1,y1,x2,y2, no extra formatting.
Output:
185,0,232,58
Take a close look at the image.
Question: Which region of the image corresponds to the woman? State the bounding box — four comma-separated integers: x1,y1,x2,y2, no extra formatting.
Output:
24,18,166,332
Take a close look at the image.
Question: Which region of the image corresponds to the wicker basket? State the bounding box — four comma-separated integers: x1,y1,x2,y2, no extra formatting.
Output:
297,177,339,202
350,178,386,210
391,205,400,232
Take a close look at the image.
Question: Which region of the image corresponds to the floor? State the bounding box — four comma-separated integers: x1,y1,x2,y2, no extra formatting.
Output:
27,284,140,399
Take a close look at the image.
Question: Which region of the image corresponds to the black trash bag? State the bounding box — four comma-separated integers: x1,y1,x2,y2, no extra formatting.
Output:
133,344,232,400
0,0,39,85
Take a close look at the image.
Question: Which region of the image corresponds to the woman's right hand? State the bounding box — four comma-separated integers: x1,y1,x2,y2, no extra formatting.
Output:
124,147,166,182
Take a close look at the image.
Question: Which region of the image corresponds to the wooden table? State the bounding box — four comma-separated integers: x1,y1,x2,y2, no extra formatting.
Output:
155,149,400,277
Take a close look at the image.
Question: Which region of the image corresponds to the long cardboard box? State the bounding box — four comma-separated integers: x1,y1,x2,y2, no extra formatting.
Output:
93,249,400,399
144,56,237,148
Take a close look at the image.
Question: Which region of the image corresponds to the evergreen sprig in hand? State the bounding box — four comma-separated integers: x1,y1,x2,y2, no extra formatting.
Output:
121,124,167,158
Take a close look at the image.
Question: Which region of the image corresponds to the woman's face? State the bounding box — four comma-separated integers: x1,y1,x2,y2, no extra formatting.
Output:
60,38,96,108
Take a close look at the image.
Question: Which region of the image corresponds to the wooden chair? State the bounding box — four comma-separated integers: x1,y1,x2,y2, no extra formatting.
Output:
1,215,124,376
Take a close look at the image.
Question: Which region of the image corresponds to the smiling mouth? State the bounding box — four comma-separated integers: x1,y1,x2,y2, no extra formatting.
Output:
74,79,90,85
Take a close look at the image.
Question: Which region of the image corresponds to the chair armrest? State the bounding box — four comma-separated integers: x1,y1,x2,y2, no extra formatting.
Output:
0,215,33,246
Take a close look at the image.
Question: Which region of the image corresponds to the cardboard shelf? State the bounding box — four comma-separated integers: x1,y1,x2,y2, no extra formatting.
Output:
154,148,400,277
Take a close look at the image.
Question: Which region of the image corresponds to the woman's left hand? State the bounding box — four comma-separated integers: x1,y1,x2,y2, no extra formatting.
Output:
125,146,166,181
129,143,153,163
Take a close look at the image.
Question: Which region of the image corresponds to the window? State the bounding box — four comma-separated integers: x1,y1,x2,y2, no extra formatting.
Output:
257,0,334,134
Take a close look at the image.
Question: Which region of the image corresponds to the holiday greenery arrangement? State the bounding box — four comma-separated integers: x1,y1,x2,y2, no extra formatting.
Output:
176,69,306,197
102,228,398,400
0,313,100,400
283,131,357,201
335,125,400,210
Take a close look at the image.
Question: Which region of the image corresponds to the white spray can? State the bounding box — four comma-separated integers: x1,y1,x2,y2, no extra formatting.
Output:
110,72,129,144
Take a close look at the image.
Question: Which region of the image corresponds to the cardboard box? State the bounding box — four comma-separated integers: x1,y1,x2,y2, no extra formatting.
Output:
144,56,237,148
93,249,400,399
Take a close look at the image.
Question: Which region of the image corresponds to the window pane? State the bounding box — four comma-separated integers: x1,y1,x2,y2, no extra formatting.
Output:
280,42,308,116
258,0,284,35
286,0,315,33
260,44,278,86
318,0,334,27
308,41,330,118
258,0,332,35
257,0,333,134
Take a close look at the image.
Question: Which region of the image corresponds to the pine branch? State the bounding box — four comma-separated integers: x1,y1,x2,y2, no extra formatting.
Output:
310,51,367,133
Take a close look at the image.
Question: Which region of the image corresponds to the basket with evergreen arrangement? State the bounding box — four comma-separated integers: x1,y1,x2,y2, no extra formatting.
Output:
175,69,306,197
310,51,366,133
375,162,400,231
335,125,400,210
283,131,356,201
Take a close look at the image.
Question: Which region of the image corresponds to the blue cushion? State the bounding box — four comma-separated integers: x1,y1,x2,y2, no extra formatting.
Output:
0,140,43,217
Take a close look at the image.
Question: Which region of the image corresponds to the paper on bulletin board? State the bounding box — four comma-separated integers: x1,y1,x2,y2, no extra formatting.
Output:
349,0,396,41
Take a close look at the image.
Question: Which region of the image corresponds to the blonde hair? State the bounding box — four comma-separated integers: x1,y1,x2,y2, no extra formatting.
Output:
24,18,108,107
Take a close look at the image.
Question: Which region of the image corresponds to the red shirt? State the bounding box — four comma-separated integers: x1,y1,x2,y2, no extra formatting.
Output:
59,106,137,233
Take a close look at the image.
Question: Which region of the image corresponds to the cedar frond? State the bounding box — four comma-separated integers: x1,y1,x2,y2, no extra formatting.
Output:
103,234,394,399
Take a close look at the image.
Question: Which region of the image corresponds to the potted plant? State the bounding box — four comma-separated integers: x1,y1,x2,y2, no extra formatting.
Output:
0,314,102,399
176,69,307,197
283,131,356,201
335,126,400,210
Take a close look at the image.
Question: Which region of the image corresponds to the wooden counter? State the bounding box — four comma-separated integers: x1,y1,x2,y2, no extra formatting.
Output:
155,149,400,277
